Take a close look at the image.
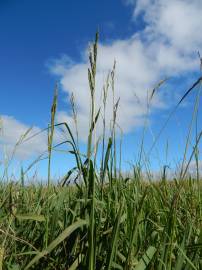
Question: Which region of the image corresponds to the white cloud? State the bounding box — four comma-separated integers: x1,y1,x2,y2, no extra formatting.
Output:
0,115,47,160
134,0,202,52
50,0,201,141
0,115,64,160
54,39,164,141
1,0,201,163
188,160,202,174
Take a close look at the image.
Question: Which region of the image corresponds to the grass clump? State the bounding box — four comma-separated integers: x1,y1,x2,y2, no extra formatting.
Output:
0,33,202,269
0,179,201,269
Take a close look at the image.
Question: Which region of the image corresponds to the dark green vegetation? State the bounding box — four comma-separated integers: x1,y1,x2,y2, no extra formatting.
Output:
0,34,202,269
0,178,202,269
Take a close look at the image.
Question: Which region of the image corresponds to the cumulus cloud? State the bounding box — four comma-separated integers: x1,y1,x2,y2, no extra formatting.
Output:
0,115,47,160
50,0,201,141
0,115,64,160
54,39,166,141
1,0,201,162
134,0,202,52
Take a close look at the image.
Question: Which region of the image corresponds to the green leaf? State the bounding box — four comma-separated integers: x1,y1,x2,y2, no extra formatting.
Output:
15,214,45,222
106,203,123,270
134,246,157,270
176,245,198,270
25,219,88,270
68,254,84,270
90,108,101,133
0,247,4,270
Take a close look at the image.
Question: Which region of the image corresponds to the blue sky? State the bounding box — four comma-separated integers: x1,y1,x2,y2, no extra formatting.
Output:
0,0,135,123
0,0,202,180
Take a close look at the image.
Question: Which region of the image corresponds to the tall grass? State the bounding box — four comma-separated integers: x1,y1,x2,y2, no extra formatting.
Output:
0,33,202,269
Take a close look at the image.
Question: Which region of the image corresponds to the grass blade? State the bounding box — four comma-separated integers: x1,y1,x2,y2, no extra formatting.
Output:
25,219,88,269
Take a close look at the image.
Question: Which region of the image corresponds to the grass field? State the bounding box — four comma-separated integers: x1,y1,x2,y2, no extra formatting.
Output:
0,33,202,269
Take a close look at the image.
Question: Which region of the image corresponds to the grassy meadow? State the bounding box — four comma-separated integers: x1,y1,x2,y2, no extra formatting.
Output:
0,33,202,269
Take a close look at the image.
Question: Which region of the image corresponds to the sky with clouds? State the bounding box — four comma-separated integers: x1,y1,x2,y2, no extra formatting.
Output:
0,0,202,179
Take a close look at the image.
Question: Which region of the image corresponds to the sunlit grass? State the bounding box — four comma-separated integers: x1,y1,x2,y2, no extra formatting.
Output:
0,33,202,269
